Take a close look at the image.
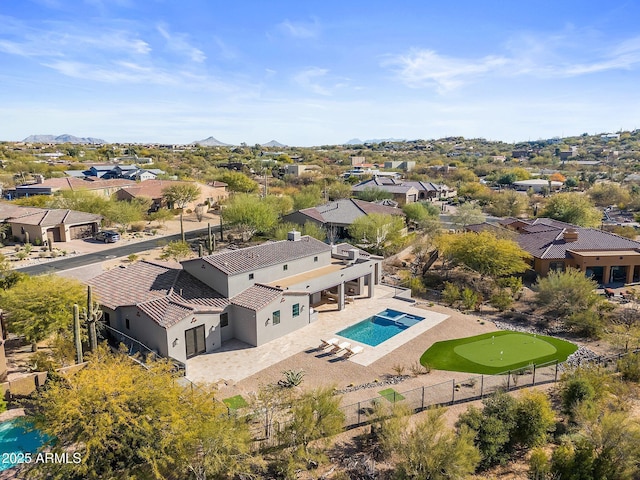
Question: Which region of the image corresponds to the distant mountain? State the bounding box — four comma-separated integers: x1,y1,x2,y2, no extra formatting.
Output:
261,140,286,147
345,138,364,145
194,136,231,147
23,134,106,144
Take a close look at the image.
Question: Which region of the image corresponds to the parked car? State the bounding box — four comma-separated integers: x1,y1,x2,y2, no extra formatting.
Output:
95,231,120,243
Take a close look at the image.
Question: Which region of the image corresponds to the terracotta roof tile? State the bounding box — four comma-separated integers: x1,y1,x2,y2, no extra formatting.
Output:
231,284,282,311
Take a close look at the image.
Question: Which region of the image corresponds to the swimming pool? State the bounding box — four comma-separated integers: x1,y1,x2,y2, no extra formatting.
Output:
0,419,48,471
336,308,425,346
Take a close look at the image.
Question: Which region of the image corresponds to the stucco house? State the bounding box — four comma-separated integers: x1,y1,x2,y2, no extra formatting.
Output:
282,198,405,239
115,180,228,211
352,178,454,204
499,217,640,285
0,203,102,243
11,177,137,198
89,233,382,364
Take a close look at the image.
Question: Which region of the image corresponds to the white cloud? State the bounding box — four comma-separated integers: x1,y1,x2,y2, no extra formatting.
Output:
384,49,508,92
156,24,206,63
293,67,331,95
386,31,640,93
278,19,319,39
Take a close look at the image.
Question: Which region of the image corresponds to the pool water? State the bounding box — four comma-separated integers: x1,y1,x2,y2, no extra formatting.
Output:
0,420,48,471
336,308,425,346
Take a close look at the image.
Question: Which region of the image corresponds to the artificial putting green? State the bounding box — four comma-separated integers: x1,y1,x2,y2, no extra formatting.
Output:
222,395,248,410
378,388,405,402
420,331,578,375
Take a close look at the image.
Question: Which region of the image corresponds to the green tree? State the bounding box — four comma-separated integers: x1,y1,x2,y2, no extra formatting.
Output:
534,268,600,320
280,386,344,455
221,194,278,240
487,190,527,217
512,391,555,448
105,200,147,232
348,213,405,254
160,240,192,262
402,202,436,224
0,275,86,351
292,185,323,210
325,181,352,201
395,408,480,480
540,193,602,227
588,183,631,207
49,190,111,215
437,230,531,279
450,202,486,228
213,170,259,193
162,183,202,242
27,346,254,480
354,186,393,202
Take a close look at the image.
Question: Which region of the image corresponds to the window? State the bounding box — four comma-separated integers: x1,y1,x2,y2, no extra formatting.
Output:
292,303,300,317
125,318,130,329
249,273,254,280
283,264,288,271
273,310,280,325
104,312,110,326
220,313,229,328
549,261,565,272
314,256,318,262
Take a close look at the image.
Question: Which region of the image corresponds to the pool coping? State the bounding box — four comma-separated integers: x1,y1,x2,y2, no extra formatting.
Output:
335,304,450,366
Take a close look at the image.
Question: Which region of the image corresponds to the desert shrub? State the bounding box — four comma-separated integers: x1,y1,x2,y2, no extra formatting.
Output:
618,352,640,382
130,222,146,232
279,369,305,388
442,282,461,306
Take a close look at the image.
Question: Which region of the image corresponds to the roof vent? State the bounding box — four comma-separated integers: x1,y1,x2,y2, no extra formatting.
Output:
563,228,579,242
287,231,301,241
347,248,359,262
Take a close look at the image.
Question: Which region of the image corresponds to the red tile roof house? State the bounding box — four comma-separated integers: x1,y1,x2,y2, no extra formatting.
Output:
89,232,383,364
0,203,102,243
12,177,137,198
351,178,455,204
115,180,228,212
477,217,640,285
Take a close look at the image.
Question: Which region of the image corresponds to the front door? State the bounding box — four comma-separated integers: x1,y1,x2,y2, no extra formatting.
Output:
185,325,206,359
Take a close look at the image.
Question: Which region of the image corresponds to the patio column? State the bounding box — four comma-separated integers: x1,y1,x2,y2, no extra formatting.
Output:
367,273,375,298
627,265,635,284
603,265,612,285
337,282,345,311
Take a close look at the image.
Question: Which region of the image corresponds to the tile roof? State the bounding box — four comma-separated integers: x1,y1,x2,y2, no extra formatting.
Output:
512,218,640,260
231,284,283,310
292,199,403,226
351,178,450,195
33,177,136,190
0,204,101,226
118,180,212,200
189,235,331,275
88,261,229,328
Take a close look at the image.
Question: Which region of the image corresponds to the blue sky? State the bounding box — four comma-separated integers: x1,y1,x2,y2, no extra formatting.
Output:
1,0,640,146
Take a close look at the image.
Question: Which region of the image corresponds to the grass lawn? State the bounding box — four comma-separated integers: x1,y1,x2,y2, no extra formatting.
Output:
222,395,248,410
420,331,578,375
378,388,405,402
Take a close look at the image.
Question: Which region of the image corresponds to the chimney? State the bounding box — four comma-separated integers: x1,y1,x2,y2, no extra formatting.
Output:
287,231,301,241
34,174,44,184
563,228,578,242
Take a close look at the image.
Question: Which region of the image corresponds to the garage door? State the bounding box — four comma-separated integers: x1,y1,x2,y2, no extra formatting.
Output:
47,227,61,242
69,224,95,239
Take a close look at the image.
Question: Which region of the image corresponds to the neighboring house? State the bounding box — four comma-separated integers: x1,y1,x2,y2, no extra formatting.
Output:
384,160,416,171
282,198,405,239
115,180,228,211
274,164,321,178
86,164,165,181
11,177,137,198
352,178,454,204
89,233,383,364
512,179,563,193
0,203,101,243
497,217,640,285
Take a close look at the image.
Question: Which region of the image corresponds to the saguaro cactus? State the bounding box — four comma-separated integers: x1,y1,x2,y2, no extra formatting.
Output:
207,223,216,254
73,304,82,364
84,285,101,352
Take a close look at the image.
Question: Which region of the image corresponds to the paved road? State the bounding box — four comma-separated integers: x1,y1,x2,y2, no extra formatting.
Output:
16,226,221,276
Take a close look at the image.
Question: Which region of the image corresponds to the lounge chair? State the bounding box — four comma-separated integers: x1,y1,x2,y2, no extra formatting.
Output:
318,338,339,350
331,341,351,353
345,345,364,357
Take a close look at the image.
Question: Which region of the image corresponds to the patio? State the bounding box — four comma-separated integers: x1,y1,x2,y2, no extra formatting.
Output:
184,284,449,384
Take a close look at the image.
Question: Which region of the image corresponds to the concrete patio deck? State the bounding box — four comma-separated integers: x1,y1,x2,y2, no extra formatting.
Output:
185,284,449,384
